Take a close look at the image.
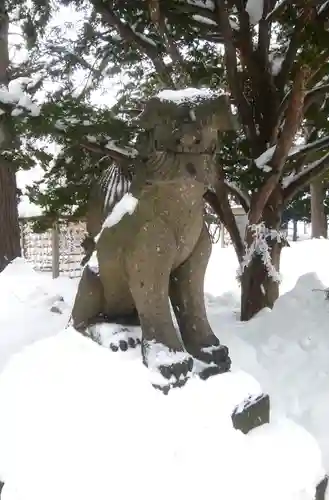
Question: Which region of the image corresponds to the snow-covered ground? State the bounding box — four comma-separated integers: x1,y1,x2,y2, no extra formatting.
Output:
0,238,328,499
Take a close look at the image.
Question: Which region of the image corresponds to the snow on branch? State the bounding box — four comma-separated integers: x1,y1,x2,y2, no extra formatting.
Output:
238,223,283,283
254,143,303,172
157,87,224,104
105,140,138,159
187,0,215,11
283,152,329,202
192,14,217,25
130,26,157,47
81,138,138,163
0,80,41,117
287,135,329,160
255,136,329,179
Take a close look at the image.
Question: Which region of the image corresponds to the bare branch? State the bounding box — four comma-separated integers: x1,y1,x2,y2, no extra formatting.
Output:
303,83,329,113
272,67,308,171
204,187,245,261
275,3,316,94
250,66,309,224
284,152,329,202
257,0,272,65
224,180,250,213
214,0,258,149
266,0,293,21
147,0,190,86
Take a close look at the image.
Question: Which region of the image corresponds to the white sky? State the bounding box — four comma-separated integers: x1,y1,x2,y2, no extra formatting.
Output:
12,4,124,195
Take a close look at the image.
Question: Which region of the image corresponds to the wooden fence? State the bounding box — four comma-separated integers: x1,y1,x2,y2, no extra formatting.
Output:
20,218,87,279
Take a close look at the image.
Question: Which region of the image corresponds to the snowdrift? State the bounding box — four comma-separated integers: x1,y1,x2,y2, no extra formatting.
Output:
0,239,329,499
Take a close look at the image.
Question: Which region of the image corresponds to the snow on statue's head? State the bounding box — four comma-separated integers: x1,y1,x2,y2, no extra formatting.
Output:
138,88,237,155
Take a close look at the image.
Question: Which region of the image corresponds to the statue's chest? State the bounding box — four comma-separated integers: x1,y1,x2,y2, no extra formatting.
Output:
171,203,204,268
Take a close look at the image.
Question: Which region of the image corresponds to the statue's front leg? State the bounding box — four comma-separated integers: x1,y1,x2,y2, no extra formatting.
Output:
71,265,104,333
126,222,193,393
169,225,231,380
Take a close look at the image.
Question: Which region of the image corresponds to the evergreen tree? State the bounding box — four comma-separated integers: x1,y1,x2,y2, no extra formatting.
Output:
0,0,55,272
25,0,329,319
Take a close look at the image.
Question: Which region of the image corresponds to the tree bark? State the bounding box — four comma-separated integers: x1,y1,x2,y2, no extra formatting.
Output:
0,162,21,272
240,232,282,321
293,219,298,241
0,8,21,272
310,178,326,238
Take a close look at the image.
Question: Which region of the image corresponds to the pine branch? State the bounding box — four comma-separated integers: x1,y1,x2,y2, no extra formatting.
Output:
147,0,190,86
90,0,173,86
283,152,329,202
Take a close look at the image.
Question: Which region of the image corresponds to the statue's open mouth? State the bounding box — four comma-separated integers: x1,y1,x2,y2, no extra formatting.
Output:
163,145,217,156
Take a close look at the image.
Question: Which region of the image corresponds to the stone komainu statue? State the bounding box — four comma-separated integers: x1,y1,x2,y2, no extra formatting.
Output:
72,89,236,392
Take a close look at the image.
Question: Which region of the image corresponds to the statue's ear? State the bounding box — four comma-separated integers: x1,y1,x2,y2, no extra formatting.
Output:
138,98,161,130
212,94,238,132
138,97,177,129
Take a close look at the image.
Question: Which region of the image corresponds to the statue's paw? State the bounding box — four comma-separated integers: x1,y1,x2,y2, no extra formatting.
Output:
87,323,142,351
193,341,231,380
142,340,194,394
109,334,141,352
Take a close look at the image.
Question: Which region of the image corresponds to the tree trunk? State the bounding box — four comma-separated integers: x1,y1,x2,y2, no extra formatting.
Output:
310,178,326,238
0,162,21,272
240,231,282,321
240,189,283,321
0,8,19,272
293,219,298,241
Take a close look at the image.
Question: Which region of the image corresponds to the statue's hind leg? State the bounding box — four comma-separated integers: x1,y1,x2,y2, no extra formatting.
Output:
71,265,104,332
169,225,231,379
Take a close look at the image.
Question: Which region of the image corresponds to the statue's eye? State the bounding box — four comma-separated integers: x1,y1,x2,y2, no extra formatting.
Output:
186,162,197,175
195,138,201,144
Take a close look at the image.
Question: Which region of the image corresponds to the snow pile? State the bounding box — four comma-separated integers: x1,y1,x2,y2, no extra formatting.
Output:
95,192,138,243
0,326,324,500
205,238,329,469
157,87,225,104
0,240,328,498
0,259,72,373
